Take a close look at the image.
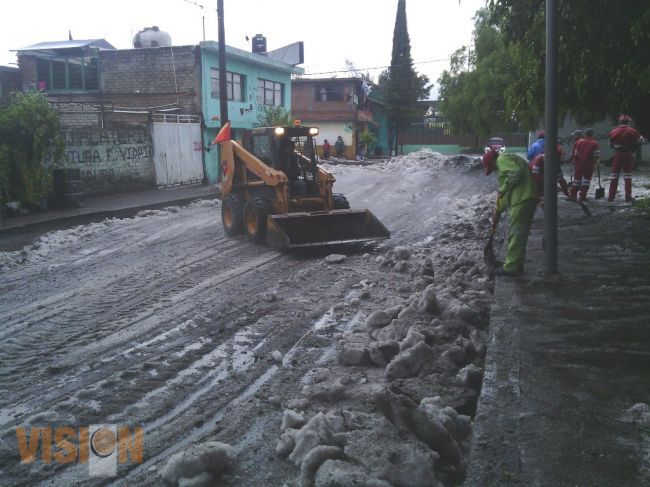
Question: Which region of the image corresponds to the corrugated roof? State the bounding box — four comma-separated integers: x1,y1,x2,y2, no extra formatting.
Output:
14,39,116,52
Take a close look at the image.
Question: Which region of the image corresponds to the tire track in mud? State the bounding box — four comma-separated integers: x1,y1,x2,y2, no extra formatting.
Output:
0,250,358,486
0,249,285,430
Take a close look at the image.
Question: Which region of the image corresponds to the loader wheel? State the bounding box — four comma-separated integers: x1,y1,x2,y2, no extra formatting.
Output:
222,194,245,236
243,197,273,244
332,193,350,210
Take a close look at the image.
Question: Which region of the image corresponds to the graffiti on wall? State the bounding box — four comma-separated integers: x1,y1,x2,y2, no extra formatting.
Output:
44,129,155,193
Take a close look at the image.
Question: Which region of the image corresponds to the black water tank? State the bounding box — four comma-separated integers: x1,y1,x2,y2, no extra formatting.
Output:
252,34,267,54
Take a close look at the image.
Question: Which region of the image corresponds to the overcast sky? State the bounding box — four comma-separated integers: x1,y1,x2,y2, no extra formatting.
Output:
1,0,486,96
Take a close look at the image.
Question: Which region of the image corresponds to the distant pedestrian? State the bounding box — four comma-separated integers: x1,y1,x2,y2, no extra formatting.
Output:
322,139,331,160
483,138,539,277
334,136,345,158
570,128,600,201
527,130,545,163
608,115,646,202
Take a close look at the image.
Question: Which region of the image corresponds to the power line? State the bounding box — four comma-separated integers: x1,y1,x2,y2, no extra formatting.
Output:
302,57,451,77
181,0,216,11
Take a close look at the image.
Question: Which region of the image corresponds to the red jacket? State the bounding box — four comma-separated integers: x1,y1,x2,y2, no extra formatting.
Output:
609,125,642,151
574,137,600,164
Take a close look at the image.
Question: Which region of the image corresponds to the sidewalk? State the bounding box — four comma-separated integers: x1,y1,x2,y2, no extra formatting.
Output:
0,184,218,250
466,197,650,485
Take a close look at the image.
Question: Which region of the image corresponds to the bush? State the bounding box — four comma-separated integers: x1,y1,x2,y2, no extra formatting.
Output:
0,92,63,206
254,105,293,127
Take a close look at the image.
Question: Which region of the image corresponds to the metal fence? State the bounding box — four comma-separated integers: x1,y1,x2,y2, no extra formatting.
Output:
399,122,528,148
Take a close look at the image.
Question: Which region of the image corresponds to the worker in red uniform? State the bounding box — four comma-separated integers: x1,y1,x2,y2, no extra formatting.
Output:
570,128,600,201
568,129,583,187
529,146,571,201
608,115,646,202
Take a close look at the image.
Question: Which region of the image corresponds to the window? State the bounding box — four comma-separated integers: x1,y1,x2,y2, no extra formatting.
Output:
258,79,283,106
210,68,244,102
314,84,343,102
35,56,99,91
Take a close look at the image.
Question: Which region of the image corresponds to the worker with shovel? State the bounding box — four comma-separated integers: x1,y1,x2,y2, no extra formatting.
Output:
483,138,539,277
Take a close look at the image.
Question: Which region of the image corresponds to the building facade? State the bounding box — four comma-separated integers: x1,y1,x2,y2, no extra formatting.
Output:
13,37,303,192
291,77,384,159
200,41,303,183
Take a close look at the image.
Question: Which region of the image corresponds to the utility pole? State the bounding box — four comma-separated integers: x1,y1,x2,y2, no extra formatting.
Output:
543,0,558,275
217,0,228,128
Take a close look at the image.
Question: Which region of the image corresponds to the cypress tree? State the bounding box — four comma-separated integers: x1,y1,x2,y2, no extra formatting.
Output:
385,0,430,154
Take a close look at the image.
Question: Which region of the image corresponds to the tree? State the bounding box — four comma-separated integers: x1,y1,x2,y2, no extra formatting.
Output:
383,0,431,154
438,9,520,136
358,130,378,158
254,105,293,127
494,0,650,134
441,0,650,135
0,92,63,206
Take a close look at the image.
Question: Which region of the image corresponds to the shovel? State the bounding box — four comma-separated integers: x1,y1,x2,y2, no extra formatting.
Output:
559,173,591,216
483,209,501,272
595,162,605,199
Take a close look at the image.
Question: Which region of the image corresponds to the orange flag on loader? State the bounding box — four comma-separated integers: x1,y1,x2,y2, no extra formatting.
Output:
212,121,231,144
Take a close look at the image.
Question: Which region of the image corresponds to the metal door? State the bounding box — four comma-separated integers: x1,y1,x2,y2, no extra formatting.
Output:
152,118,204,187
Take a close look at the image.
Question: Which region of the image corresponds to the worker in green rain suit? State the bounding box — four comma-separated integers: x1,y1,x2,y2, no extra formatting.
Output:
482,138,539,276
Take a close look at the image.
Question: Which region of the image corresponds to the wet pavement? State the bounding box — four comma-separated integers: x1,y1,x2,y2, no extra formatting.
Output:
467,197,650,486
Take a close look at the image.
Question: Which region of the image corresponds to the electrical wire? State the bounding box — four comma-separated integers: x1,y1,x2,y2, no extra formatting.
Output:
301,58,451,77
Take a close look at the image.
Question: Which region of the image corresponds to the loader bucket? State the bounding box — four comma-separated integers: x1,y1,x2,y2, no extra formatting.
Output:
266,210,390,249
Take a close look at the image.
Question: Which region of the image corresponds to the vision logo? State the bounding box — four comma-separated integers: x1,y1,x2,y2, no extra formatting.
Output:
16,424,143,477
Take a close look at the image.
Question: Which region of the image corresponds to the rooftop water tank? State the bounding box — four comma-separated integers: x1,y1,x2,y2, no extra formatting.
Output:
133,26,172,48
252,34,267,54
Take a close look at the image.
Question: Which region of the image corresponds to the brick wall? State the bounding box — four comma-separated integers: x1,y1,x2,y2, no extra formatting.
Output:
99,45,201,113
291,81,358,122
17,55,37,91
43,127,155,195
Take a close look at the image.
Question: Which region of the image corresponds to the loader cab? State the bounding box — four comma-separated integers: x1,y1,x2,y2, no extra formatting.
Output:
244,125,321,197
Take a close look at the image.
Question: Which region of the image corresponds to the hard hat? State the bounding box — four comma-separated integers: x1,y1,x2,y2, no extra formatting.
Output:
486,137,505,153
618,114,631,125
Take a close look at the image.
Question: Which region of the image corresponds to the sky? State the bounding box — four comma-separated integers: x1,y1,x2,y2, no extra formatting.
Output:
1,0,487,97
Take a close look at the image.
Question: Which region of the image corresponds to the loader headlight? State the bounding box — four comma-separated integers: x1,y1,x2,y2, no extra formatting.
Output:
275,127,285,135
309,128,319,136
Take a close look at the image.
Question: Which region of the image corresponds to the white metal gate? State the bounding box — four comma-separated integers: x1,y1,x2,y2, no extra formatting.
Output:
152,115,204,187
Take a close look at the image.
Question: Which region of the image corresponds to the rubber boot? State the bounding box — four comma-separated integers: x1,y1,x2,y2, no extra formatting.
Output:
579,185,589,201
608,177,618,202
624,178,633,202
569,184,578,200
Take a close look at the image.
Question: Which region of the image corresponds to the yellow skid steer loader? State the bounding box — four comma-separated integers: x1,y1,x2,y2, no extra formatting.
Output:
217,123,389,249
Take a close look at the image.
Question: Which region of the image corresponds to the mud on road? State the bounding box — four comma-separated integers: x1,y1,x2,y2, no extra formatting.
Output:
0,151,501,486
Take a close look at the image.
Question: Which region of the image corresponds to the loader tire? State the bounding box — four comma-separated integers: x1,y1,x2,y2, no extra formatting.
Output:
332,193,350,210
243,197,273,244
222,193,245,236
